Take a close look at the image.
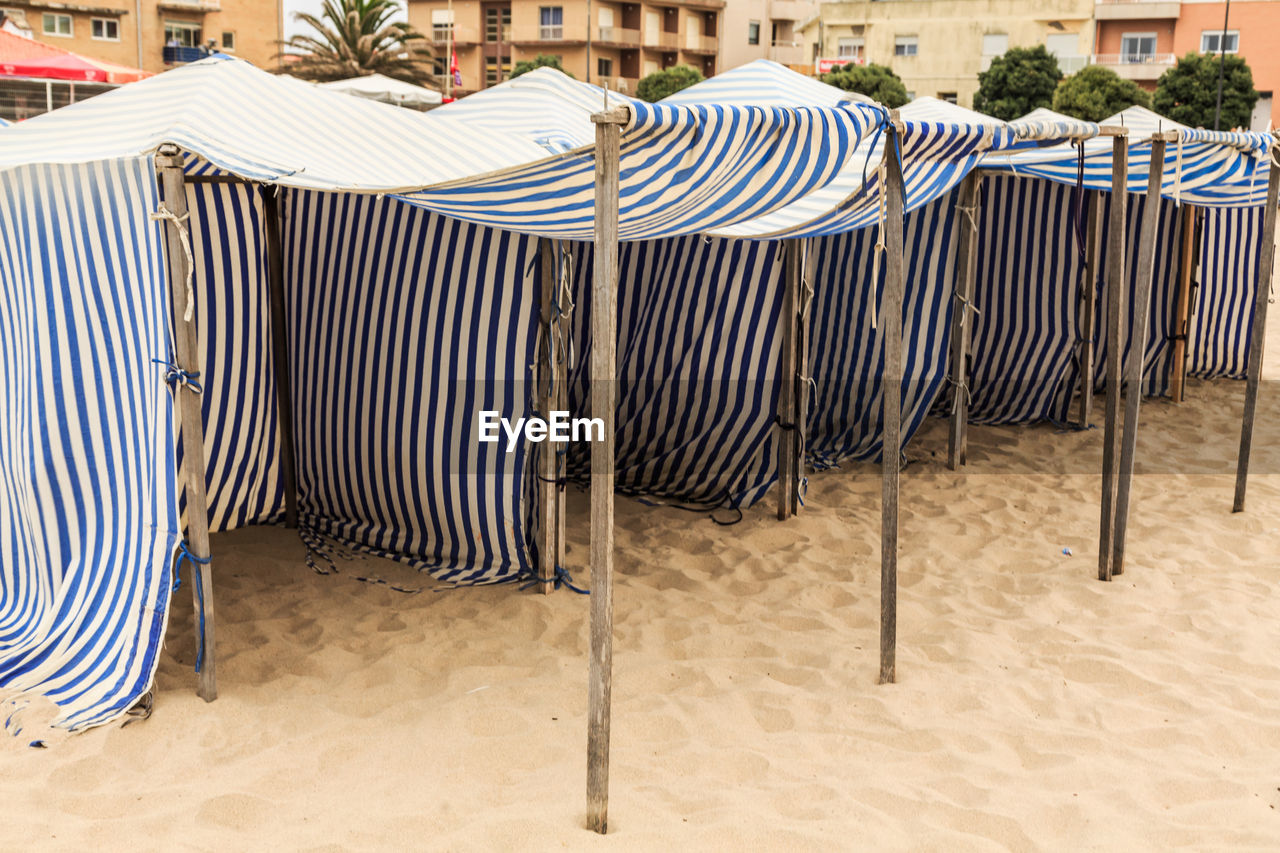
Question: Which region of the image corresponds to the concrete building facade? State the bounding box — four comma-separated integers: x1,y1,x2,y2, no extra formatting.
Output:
1,1,283,74
718,0,816,72
799,0,1096,107
408,0,723,96
1093,0,1278,128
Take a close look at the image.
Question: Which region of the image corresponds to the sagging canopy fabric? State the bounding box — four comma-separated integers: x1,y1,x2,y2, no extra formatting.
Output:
982,105,1275,208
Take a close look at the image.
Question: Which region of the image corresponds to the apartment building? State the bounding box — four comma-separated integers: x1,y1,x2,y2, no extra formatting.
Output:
719,0,816,72
799,0,1096,107
408,0,723,96
1,0,283,74
1094,0,1277,128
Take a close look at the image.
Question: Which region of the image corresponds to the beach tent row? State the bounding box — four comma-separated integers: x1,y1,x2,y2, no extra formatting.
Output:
0,56,886,732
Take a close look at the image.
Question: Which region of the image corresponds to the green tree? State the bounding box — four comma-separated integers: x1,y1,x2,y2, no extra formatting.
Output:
974,45,1062,121
1052,65,1151,122
819,62,908,108
281,0,436,85
636,64,704,102
1154,51,1259,130
511,54,573,79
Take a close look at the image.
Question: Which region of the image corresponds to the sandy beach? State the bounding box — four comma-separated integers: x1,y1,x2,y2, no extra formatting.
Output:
2,311,1278,850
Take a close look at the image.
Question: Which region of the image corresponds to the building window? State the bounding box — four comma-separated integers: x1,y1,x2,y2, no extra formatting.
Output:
981,33,1008,56
42,13,72,37
836,37,863,61
894,36,918,57
431,9,454,41
485,7,510,43
91,18,119,41
484,55,512,86
748,21,760,45
1201,30,1239,54
938,92,957,104
1120,33,1157,63
539,7,563,40
598,56,612,78
220,31,235,51
165,22,203,48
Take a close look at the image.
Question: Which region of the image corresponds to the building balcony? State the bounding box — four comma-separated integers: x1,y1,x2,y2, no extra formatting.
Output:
769,0,808,21
429,26,481,47
600,75,640,94
644,31,680,50
162,45,213,64
510,24,589,46
769,41,806,67
1095,0,1180,21
157,0,220,11
1092,53,1176,80
681,35,717,54
597,26,642,46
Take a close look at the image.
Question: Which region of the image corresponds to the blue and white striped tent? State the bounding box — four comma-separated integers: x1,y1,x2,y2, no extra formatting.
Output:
967,105,1276,425
0,56,887,732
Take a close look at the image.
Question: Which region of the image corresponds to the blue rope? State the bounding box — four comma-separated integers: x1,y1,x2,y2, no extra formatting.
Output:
152,358,203,394
520,564,590,594
176,542,211,673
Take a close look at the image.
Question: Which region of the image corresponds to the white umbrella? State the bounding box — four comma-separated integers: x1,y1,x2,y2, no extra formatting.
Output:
317,73,442,108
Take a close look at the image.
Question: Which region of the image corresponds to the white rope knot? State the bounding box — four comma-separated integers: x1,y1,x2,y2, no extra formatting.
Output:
150,204,196,322
954,204,980,234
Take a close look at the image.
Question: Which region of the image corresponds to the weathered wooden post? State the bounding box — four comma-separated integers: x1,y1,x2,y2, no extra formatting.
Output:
261,187,299,528
1169,204,1198,404
1076,189,1103,428
156,145,217,701
790,238,812,515
880,114,905,685
1098,133,1129,583
1110,134,1172,576
947,171,980,469
1233,142,1280,512
536,237,559,594
587,104,628,835
776,241,799,520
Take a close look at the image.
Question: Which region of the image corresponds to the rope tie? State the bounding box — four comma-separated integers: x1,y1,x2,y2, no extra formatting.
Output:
952,290,982,318
175,542,211,673
948,375,972,414
150,205,196,322
954,204,980,234
152,358,203,394
521,565,589,594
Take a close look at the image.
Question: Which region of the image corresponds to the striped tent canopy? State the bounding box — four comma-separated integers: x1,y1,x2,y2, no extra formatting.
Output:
982,104,1275,207
662,58,876,108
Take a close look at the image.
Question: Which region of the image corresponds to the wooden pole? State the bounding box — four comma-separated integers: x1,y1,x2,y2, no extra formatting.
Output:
776,241,798,520
261,187,299,529
1098,134,1129,583
554,245,568,578
156,146,217,702
536,237,558,594
880,116,905,685
1170,204,1197,404
1077,190,1103,428
1233,147,1280,513
947,171,979,469
791,238,812,515
586,105,627,835
1110,137,1169,577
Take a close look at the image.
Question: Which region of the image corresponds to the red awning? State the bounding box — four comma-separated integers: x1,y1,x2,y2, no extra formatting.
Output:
0,30,150,85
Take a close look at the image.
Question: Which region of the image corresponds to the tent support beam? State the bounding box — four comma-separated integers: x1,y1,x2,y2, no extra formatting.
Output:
776,241,799,520
791,238,812,515
261,188,299,529
880,116,905,685
1077,189,1103,428
156,146,217,702
1233,148,1280,512
1170,205,1197,404
1098,134,1129,582
948,171,980,469
587,105,627,835
1110,137,1168,577
535,238,563,594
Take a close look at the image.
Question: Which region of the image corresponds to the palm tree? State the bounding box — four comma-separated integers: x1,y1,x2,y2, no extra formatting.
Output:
281,0,437,86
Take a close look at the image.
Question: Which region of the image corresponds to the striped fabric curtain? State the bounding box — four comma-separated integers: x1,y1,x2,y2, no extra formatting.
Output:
0,156,179,732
